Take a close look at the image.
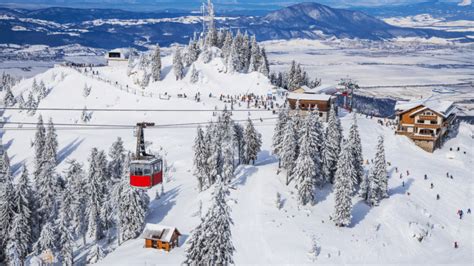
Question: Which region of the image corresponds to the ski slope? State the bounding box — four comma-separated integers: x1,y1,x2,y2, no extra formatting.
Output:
3,54,473,265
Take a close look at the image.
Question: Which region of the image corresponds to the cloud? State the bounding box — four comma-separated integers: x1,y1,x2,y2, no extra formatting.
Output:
458,0,472,6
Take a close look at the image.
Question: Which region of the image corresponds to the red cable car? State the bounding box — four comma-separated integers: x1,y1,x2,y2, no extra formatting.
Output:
130,122,163,189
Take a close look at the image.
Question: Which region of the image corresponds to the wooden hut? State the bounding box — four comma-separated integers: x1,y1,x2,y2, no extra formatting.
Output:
141,224,181,252
287,91,335,122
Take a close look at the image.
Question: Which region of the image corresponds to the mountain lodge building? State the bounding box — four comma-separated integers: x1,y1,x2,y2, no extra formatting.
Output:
395,99,456,152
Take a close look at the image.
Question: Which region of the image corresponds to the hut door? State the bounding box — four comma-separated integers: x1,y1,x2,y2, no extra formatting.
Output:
152,240,158,248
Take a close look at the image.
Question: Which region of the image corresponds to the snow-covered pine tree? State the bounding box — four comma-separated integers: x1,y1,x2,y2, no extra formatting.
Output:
258,47,270,77
243,118,262,165
38,80,48,100
205,0,217,47
189,64,199,84
32,115,46,179
0,171,15,260
227,38,240,73
151,44,162,82
275,192,282,209
108,137,126,183
64,160,87,245
233,123,245,165
348,113,364,189
322,105,342,183
221,141,234,183
9,166,34,260
32,78,39,94
25,91,37,115
248,35,260,72
280,114,298,185
272,108,289,163
292,118,316,206
221,31,233,62
87,243,105,264
3,85,16,107
207,123,222,186
240,32,251,72
332,140,354,227
17,93,25,110
368,136,388,206
58,194,74,266
193,126,208,191
184,177,234,265
173,48,185,80
44,118,58,165
186,39,200,66
5,237,22,266
33,221,56,255
85,148,107,241
83,83,91,97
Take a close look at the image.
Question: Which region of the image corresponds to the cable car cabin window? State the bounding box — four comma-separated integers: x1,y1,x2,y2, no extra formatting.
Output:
153,163,161,173
131,164,145,176
143,165,152,175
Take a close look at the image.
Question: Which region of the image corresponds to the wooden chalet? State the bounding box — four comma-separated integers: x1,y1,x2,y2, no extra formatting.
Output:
141,224,181,252
287,89,335,121
395,99,456,152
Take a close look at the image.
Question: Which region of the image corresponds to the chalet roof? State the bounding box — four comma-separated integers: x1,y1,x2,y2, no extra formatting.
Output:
396,98,455,118
287,92,332,101
141,224,180,242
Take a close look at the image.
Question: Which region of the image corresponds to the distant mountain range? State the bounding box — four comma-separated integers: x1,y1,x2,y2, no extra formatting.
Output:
0,2,472,50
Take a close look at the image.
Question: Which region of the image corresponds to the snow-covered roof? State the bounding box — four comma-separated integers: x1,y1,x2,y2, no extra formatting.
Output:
287,92,332,101
396,98,455,118
141,224,180,242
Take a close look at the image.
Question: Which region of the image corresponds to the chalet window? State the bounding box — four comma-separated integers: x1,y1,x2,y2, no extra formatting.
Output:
430,120,437,124
319,113,323,117
418,120,425,124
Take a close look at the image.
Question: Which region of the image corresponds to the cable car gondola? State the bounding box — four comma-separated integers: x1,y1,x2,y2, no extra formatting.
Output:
130,122,163,189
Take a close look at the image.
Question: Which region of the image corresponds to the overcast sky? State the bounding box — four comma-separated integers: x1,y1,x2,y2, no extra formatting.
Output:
0,0,467,11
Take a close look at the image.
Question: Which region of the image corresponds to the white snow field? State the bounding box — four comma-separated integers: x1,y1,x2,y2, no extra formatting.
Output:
3,51,474,265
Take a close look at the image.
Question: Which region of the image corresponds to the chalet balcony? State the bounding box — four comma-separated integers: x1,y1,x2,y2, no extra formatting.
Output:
411,134,437,141
414,123,441,129
418,115,438,121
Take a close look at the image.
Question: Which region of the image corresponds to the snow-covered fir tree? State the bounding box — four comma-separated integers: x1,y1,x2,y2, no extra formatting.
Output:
85,148,107,241
221,31,233,61
151,44,162,82
108,137,126,182
3,86,16,107
227,38,240,73
0,171,14,261
205,0,218,48
193,126,209,191
189,63,199,84
81,106,92,122
33,221,57,255
221,141,234,183
185,39,200,67
8,166,34,261
83,83,91,97
332,140,354,227
33,115,46,178
272,108,289,163
348,113,364,189
368,136,388,206
322,105,342,184
248,35,261,72
173,48,185,80
17,93,25,110
64,160,88,245
87,243,105,264
280,114,298,185
233,123,245,165
243,118,262,165
184,178,234,265
38,80,48,100
258,47,270,77
58,195,74,266
292,119,316,206
207,123,222,186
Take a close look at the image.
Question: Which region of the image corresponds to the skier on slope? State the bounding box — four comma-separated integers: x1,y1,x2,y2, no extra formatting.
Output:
457,210,463,219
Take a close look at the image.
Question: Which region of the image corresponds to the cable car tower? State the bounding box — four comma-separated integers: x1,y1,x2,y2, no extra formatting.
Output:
130,122,163,189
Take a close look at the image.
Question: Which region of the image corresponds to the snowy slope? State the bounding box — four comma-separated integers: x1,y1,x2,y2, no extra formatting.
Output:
2,53,473,264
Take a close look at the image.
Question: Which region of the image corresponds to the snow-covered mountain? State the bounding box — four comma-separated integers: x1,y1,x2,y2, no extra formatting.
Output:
2,52,473,264
0,2,472,50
